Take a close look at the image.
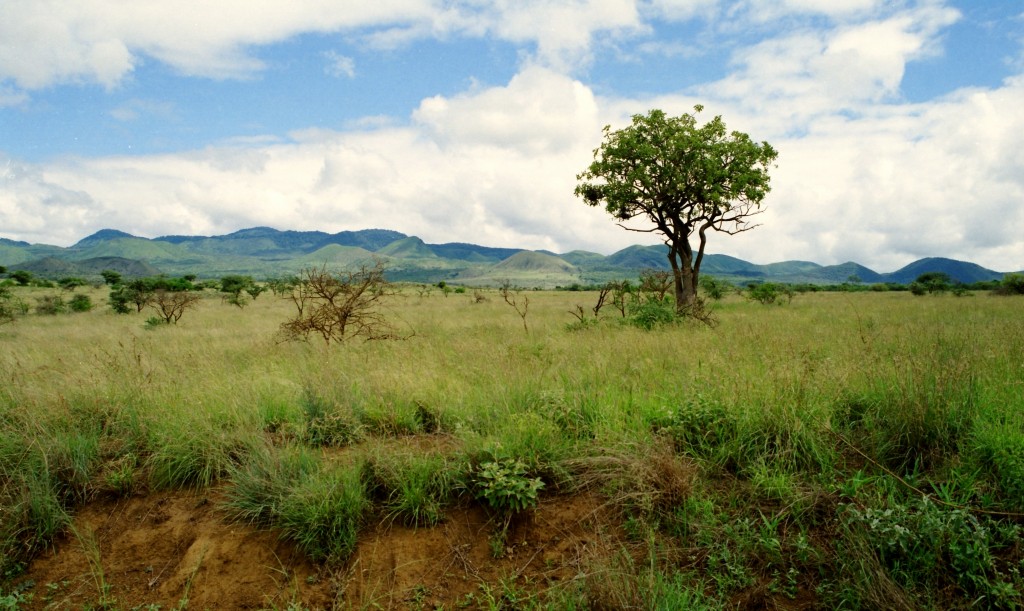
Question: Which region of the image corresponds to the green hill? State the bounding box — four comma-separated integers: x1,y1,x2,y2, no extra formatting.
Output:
293,245,378,270
493,251,577,274
72,229,138,247
13,256,163,279
377,236,439,259
884,257,1004,285
427,242,521,262
456,251,580,288
606,245,668,269
69,237,187,262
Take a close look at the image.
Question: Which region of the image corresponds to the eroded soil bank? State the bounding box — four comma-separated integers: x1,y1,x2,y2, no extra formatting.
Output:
17,489,617,609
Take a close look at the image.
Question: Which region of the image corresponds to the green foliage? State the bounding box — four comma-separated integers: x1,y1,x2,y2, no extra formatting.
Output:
109,276,196,315
68,294,92,313
576,106,777,311
994,273,1024,296
839,497,1021,607
472,458,544,515
100,270,122,286
699,275,730,300
265,276,298,296
626,296,677,330
910,271,952,296
220,275,257,307
970,420,1024,510
661,396,738,462
57,277,86,291
9,271,32,286
3,285,1024,605
834,351,978,472
746,282,793,305
108,286,133,314
146,420,256,489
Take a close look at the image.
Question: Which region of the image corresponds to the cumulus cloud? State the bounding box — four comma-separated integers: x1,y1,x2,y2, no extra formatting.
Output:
2,0,1023,273
0,0,648,95
0,69,601,252
413,65,602,153
700,4,960,121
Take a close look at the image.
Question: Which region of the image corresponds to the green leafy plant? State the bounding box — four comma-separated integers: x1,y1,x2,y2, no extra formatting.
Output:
747,282,793,305
626,297,676,330
69,294,93,313
472,458,544,515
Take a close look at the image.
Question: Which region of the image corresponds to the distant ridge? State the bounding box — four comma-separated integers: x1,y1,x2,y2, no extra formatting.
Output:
72,229,137,247
11,256,161,278
885,257,1003,285
1,226,1019,288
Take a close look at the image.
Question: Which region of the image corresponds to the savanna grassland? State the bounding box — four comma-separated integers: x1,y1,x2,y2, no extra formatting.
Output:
2,284,1024,609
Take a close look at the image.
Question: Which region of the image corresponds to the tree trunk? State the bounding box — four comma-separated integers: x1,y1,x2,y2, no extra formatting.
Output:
668,246,698,314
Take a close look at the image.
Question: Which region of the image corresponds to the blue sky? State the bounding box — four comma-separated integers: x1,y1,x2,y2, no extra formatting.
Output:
2,0,1023,272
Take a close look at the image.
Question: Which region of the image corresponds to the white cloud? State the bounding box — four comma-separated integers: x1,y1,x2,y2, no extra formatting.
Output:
413,65,602,154
323,51,356,78
2,1,1023,273
5,56,1024,272
0,0,649,94
695,3,959,129
0,69,606,253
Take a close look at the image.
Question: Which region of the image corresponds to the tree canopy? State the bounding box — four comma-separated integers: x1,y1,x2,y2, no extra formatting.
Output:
575,106,777,313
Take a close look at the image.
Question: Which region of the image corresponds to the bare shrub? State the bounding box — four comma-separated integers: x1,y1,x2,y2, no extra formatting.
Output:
278,261,399,344
499,280,529,333
639,269,672,301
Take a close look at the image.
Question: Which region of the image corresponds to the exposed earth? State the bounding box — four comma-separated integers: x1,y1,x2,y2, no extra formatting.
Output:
15,489,620,609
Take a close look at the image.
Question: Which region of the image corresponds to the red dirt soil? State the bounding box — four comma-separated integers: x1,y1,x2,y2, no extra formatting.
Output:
18,489,616,609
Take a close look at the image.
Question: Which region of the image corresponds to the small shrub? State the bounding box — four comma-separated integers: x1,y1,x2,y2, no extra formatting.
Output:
700,275,731,300
627,297,676,330
34,295,67,315
472,458,544,516
747,282,793,305
994,273,1024,296
0,287,27,325
840,497,1022,606
912,272,952,295
68,294,92,312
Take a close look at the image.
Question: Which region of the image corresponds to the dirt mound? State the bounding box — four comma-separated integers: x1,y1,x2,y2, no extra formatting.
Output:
17,490,616,609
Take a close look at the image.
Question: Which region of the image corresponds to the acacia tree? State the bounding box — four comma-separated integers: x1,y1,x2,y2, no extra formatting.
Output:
148,289,201,323
279,261,398,344
575,106,777,314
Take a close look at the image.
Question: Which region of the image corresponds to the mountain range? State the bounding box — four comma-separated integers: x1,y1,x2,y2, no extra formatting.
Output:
1,227,1018,288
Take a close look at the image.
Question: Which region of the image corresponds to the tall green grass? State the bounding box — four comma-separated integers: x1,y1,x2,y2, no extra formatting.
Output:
1,286,1023,606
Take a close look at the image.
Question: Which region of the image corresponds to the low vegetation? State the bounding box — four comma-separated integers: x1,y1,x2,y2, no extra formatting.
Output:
1,280,1023,608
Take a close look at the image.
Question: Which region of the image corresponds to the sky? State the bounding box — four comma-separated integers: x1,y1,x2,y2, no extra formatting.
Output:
1,0,1023,273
